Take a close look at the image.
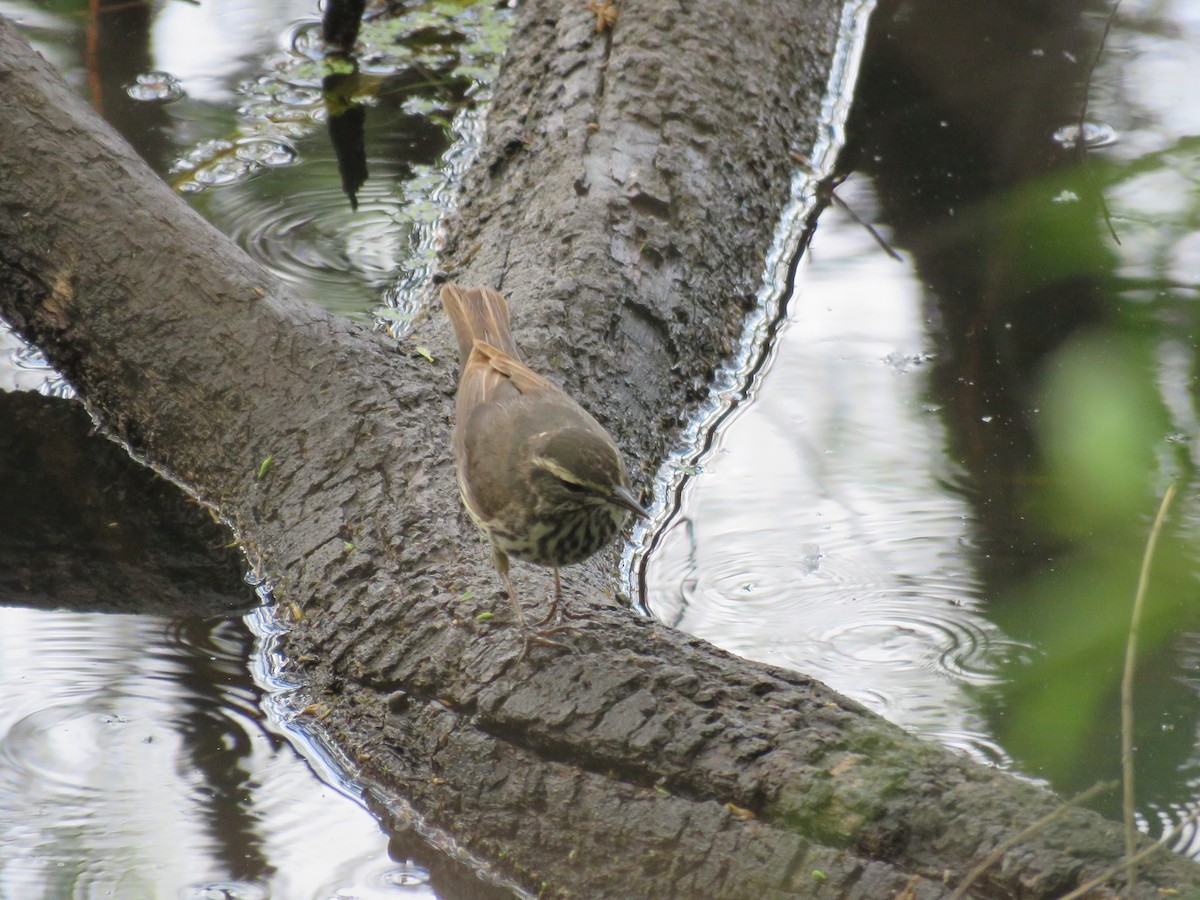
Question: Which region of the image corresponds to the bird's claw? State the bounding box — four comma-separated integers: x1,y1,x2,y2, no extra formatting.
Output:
519,625,582,658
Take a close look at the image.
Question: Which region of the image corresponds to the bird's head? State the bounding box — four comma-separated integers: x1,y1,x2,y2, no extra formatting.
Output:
527,427,649,520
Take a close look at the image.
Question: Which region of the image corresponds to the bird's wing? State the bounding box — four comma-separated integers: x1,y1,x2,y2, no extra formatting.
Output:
471,339,556,394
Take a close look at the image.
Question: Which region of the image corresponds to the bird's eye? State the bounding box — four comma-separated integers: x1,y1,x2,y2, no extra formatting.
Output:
559,479,590,494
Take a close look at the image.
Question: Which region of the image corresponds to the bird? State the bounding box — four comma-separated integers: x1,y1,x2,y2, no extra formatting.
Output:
440,283,649,644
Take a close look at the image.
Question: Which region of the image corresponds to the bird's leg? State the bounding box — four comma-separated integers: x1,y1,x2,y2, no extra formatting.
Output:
535,567,587,632
534,567,562,628
533,566,583,644
494,547,574,654
493,547,526,628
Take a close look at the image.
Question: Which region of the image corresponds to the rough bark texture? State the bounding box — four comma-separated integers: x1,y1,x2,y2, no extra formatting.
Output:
2,3,1199,899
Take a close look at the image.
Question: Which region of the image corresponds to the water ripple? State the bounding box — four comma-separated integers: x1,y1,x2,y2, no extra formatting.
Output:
0,608,396,898
644,212,1029,757
1052,120,1118,149
202,175,410,317
125,70,186,103
0,328,74,396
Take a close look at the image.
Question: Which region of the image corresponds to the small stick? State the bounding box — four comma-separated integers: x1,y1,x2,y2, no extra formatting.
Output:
1058,808,1199,900
1120,480,1177,894
1077,1,1123,245
949,781,1116,899
829,189,904,262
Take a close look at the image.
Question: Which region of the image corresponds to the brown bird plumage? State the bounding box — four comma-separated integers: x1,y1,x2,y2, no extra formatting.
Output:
441,283,648,639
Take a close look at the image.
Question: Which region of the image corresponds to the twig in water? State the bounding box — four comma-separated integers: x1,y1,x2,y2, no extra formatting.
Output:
948,781,1117,900
1076,1,1123,245
829,190,904,262
817,173,904,262
1058,807,1199,900
1119,480,1177,895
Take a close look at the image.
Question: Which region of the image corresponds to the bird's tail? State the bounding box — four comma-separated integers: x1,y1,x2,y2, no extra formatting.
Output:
440,283,520,365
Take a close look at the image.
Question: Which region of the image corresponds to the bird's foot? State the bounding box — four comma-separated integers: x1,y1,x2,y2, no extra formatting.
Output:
519,623,582,658
534,601,572,629
534,587,584,628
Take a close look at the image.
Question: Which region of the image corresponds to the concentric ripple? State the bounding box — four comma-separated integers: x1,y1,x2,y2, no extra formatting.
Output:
644,199,1028,761
308,855,436,899
204,170,414,318
1136,801,1200,856
0,703,112,805
649,507,1023,764
0,608,397,898
1051,120,1119,149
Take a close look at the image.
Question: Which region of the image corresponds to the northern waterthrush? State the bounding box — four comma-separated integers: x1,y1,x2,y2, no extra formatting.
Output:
441,283,649,638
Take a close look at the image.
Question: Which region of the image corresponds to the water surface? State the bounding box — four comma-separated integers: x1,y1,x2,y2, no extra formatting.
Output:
4,0,1200,895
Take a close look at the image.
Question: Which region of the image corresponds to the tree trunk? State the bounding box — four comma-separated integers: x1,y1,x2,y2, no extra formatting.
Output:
1,3,1197,898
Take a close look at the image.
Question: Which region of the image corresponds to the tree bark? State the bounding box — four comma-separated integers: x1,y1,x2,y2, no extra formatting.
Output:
1,3,1198,898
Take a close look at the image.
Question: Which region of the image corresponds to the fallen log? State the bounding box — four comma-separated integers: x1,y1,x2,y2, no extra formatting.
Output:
1,3,1197,897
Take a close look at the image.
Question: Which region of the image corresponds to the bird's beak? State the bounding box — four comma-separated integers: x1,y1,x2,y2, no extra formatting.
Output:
610,484,650,519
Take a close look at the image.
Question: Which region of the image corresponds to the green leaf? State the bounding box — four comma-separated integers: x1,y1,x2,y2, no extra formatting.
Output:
256,455,274,479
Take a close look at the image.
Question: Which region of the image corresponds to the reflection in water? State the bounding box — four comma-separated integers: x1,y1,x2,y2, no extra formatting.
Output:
202,158,412,317
7,0,509,324
163,7,510,322
0,328,72,397
0,0,520,895
7,0,1200,892
649,0,1200,860
647,194,1023,766
0,608,416,899
849,0,1200,846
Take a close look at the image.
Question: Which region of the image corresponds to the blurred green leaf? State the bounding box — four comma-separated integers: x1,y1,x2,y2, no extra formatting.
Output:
1035,329,1166,538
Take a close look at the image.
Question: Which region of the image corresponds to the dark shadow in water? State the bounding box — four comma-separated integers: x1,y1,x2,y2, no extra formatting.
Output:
326,72,370,210
842,0,1112,568
170,615,281,885
85,0,177,174
0,387,513,894
0,390,246,617
323,0,366,53
0,387,274,879
842,0,1200,823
